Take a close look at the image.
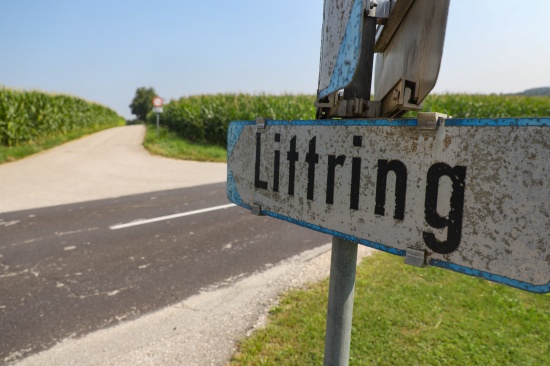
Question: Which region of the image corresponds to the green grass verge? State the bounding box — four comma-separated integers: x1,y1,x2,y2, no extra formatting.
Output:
0,125,123,164
143,124,227,162
230,252,550,366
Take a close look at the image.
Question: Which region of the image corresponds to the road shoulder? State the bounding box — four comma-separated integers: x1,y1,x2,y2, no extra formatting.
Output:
15,244,373,366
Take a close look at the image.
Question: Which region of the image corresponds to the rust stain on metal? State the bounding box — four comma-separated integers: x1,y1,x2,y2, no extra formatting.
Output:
228,121,550,291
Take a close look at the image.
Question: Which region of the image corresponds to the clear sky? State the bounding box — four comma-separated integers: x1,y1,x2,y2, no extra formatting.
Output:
1,0,549,119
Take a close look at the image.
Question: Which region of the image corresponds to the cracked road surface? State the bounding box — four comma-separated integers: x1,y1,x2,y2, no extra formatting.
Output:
0,126,334,364
0,183,329,363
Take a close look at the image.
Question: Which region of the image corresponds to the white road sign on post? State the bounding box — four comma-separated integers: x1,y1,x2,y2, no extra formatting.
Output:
152,96,163,107
152,96,163,114
227,117,550,293
152,97,163,136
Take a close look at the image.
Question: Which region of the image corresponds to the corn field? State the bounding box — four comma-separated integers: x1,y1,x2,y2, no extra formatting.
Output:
149,93,550,148
148,94,317,147
0,87,124,146
418,94,550,118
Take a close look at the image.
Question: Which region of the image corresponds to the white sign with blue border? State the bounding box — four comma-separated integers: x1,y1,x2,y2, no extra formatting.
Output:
227,118,550,293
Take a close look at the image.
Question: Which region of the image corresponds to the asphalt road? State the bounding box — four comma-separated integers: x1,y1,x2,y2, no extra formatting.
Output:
0,126,342,364
0,182,330,362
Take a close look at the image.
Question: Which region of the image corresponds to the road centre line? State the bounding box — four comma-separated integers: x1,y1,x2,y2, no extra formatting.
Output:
109,203,237,230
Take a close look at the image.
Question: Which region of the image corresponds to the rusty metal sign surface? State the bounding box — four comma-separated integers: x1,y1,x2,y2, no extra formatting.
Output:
374,0,450,104
227,118,550,293
317,0,451,107
317,0,364,101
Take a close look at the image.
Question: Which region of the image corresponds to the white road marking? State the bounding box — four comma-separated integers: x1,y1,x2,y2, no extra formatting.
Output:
55,227,99,237
0,219,20,227
109,203,237,230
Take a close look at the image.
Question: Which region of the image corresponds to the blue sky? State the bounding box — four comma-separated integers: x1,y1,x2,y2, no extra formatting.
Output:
1,0,549,119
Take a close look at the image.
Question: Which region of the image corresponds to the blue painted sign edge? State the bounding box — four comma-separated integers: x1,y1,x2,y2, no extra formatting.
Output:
317,0,364,100
229,118,550,128
226,118,550,293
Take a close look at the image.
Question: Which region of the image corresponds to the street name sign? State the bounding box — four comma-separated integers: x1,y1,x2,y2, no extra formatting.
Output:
227,118,550,293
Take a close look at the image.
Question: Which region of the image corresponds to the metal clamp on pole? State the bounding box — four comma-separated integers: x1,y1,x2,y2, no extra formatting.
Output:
380,78,423,117
316,97,382,119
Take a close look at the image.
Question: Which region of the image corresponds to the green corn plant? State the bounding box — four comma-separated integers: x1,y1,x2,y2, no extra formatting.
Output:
0,87,124,147
151,93,549,148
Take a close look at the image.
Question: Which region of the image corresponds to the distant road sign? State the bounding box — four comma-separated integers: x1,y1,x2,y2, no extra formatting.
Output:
227,118,550,293
152,97,163,107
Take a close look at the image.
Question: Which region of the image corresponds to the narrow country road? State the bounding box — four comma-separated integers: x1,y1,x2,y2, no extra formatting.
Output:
0,125,349,365
0,125,227,213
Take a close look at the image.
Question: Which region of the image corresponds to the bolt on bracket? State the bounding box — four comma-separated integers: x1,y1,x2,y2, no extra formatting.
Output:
364,0,378,17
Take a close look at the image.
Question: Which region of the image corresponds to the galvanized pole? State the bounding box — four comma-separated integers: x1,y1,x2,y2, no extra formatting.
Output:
156,113,160,137
323,237,358,366
322,12,377,366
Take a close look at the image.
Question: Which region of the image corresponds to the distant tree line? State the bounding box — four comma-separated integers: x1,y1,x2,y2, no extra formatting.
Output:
517,87,550,97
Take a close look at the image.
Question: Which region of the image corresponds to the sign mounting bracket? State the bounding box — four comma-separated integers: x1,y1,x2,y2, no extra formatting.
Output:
417,112,448,135
251,203,263,216
256,117,266,130
380,78,423,117
404,247,430,268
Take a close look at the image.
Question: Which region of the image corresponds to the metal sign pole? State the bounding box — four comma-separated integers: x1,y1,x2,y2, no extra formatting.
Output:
152,97,163,137
156,113,160,137
322,10,377,365
324,237,358,366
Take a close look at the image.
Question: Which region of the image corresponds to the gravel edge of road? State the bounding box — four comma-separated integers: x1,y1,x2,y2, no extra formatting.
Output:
14,244,374,366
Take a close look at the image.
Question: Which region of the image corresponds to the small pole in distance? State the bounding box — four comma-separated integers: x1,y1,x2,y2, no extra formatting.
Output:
156,113,160,137
323,236,358,366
